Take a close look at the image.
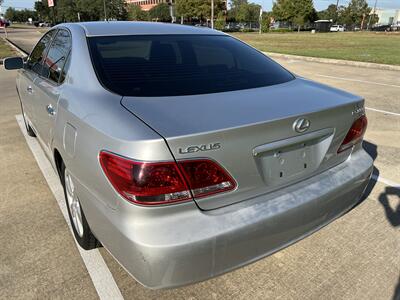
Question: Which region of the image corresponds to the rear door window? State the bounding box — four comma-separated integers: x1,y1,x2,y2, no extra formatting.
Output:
88,35,294,97
42,29,72,84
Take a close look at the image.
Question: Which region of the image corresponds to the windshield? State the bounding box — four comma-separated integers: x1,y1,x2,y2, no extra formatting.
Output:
88,34,294,97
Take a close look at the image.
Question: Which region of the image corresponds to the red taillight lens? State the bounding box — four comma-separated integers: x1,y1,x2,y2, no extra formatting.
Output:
178,159,236,198
99,152,191,205
99,152,236,205
338,115,368,153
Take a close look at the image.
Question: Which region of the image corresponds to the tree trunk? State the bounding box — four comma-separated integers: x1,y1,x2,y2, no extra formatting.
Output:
361,14,366,30
298,25,300,32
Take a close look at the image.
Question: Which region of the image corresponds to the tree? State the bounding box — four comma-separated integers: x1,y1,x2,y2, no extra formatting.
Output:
293,0,315,31
260,11,271,32
318,4,352,25
35,0,51,22
318,4,338,21
175,0,226,22
5,7,37,22
5,7,17,21
106,0,128,20
341,0,371,28
228,0,247,20
175,0,197,20
127,5,148,21
149,3,171,22
272,0,315,30
367,13,379,28
33,0,128,23
272,0,292,23
236,3,261,23
214,12,226,30
56,0,78,22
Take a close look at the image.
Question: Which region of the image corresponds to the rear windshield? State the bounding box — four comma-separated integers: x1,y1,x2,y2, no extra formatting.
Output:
88,34,294,97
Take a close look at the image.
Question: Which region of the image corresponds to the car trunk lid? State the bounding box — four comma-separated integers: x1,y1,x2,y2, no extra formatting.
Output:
121,78,364,210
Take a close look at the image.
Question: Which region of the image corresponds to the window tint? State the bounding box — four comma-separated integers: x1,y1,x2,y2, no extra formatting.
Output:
42,29,71,83
26,30,56,75
88,35,294,97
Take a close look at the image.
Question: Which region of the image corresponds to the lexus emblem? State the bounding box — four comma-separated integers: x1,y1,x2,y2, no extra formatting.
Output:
293,118,310,133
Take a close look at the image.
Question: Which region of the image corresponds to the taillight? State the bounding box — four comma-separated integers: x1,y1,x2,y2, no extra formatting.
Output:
99,151,236,205
178,159,236,198
338,115,367,153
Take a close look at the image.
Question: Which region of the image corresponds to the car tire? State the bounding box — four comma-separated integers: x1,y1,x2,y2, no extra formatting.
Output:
60,162,100,250
19,103,36,137
25,121,36,137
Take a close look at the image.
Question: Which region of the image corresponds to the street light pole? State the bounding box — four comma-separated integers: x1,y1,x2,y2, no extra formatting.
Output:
335,0,339,24
367,0,378,30
211,0,214,29
103,0,107,21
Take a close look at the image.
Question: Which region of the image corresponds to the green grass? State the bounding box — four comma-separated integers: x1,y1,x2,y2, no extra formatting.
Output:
0,38,16,59
10,23,48,33
232,32,400,65
9,23,35,29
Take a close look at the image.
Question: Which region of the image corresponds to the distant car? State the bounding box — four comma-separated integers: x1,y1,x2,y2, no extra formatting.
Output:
4,21,372,289
0,19,10,28
330,25,345,32
39,22,51,27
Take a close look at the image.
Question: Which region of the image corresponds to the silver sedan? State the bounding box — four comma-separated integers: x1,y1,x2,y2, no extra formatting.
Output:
4,21,373,289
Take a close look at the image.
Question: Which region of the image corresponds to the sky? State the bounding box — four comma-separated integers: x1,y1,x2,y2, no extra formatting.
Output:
1,0,399,12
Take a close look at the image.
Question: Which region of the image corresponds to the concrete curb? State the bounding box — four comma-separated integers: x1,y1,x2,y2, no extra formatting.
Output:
4,37,28,56
264,52,400,72
1,37,28,65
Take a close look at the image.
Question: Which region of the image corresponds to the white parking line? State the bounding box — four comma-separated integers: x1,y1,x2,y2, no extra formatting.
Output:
316,74,400,89
371,174,400,189
365,107,400,117
16,115,124,300
314,74,400,117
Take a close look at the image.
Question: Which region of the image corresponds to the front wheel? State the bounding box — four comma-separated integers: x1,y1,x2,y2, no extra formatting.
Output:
61,162,100,250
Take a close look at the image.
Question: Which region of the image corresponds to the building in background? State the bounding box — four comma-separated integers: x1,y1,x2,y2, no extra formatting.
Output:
126,0,170,11
126,0,228,13
374,8,400,26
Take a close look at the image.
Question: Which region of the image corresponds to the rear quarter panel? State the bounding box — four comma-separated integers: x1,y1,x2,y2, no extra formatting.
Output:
50,25,176,237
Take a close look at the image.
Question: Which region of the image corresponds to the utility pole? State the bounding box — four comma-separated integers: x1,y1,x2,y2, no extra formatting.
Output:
335,0,339,24
367,0,378,30
103,0,107,21
168,0,176,23
211,0,214,29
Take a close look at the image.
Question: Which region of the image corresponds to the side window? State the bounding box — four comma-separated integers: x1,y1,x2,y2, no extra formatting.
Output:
42,29,72,84
26,30,56,75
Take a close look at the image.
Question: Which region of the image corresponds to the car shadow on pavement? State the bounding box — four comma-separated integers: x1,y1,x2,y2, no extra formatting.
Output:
360,140,378,202
364,138,400,300
363,140,400,300
379,186,400,300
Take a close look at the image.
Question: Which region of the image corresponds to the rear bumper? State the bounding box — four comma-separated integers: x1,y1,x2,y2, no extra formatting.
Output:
82,149,373,289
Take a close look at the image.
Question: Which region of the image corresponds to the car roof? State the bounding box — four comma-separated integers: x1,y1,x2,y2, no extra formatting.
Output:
64,21,225,37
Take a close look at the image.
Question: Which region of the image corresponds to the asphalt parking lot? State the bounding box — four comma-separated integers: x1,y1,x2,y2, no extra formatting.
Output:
1,28,399,299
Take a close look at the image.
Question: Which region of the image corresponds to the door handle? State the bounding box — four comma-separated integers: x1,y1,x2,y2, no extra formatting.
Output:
46,104,56,116
27,86,33,94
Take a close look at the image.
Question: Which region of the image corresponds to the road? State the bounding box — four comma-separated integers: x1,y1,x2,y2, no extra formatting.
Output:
1,27,399,300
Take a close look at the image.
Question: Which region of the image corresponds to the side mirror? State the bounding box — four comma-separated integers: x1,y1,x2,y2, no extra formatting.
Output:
3,57,24,70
